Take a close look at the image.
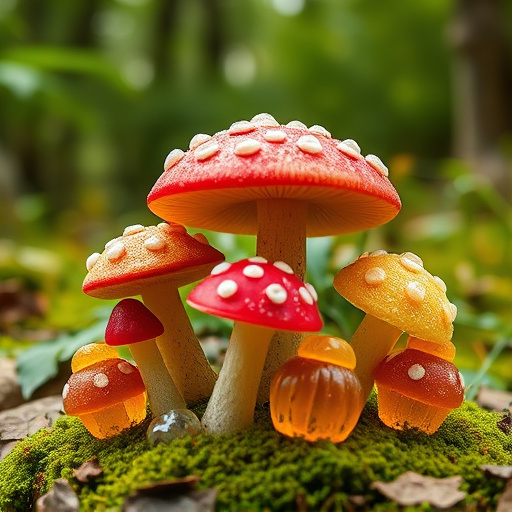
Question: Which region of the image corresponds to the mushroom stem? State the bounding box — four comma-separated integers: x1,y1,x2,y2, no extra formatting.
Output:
141,284,217,405
129,340,186,417
349,314,403,400
256,198,308,404
201,322,274,435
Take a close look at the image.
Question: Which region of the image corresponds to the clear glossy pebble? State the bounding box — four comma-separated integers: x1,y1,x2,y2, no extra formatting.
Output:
147,409,202,446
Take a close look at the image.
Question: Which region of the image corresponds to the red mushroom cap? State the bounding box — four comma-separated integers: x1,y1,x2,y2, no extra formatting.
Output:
186,258,323,332
62,358,145,415
105,298,164,347
373,349,464,409
148,115,401,236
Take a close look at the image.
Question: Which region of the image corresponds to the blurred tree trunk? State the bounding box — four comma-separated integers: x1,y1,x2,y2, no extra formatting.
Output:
449,0,512,197
151,0,180,81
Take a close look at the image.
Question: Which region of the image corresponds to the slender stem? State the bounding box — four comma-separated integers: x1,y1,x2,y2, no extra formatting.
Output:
256,198,309,404
201,323,274,434
350,314,403,400
129,339,186,417
141,285,217,405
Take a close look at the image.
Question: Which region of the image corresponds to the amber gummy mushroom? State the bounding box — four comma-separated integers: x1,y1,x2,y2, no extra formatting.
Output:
82,222,224,404
270,335,364,443
63,356,146,439
148,113,401,401
105,298,186,417
187,257,322,434
373,348,464,434
334,250,458,400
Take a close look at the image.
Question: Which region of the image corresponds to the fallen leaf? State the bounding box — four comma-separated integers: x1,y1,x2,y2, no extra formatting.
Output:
497,480,512,512
480,465,512,480
72,458,103,483
477,387,512,412
497,412,512,435
371,471,467,509
35,478,79,512
122,476,217,512
0,415,50,441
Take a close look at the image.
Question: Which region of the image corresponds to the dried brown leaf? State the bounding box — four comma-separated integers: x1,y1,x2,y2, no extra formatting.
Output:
497,480,512,512
72,458,103,483
477,386,512,412
371,471,467,509
35,478,79,512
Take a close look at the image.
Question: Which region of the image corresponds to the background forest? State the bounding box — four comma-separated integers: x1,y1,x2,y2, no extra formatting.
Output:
0,0,511,400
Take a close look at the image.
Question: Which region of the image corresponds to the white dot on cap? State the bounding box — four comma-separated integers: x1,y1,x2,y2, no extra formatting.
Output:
248,256,268,263
433,276,447,293
408,364,425,380
401,252,423,267
144,235,166,251
369,249,388,257
195,141,219,160
229,120,256,135
365,267,386,285
273,261,294,274
189,133,212,150
106,242,126,262
251,113,280,127
296,135,323,154
211,262,232,275
217,280,238,298
62,383,69,400
286,120,307,129
123,224,145,236
337,139,361,158
94,373,109,388
265,283,287,304
164,149,185,171
365,154,389,177
308,125,331,138
405,282,426,303
298,286,314,305
118,362,134,374
449,303,458,321
263,129,287,143
305,283,318,302
243,264,264,278
400,255,423,273
86,253,101,271
234,138,262,156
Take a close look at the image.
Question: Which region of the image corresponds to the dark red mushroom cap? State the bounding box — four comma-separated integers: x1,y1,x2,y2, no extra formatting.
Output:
147,114,401,236
105,298,164,347
186,257,323,332
374,349,464,409
62,358,145,415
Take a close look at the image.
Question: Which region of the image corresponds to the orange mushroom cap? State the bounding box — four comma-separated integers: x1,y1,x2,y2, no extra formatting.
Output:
147,114,401,236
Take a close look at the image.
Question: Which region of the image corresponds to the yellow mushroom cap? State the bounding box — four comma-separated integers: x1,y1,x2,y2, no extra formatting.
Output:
333,251,457,344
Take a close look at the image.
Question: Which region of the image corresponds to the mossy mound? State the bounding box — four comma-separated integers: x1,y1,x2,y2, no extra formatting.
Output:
0,397,510,511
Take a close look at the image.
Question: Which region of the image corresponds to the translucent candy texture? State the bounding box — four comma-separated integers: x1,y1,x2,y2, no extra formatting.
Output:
270,356,364,443
297,335,356,370
71,343,119,372
78,392,147,439
406,336,456,362
147,409,202,446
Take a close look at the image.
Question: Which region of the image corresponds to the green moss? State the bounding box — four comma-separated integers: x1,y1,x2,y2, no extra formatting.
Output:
0,397,510,511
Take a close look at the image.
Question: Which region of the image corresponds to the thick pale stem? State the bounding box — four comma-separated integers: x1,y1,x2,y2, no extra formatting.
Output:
129,339,186,417
201,323,274,435
350,314,403,400
141,285,217,405
256,198,308,404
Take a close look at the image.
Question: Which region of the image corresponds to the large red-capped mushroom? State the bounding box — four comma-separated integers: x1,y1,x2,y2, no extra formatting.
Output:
187,257,322,434
147,113,401,402
105,298,186,417
82,222,224,404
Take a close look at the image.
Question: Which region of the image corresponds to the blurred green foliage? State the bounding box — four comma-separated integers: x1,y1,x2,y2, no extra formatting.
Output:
0,0,510,396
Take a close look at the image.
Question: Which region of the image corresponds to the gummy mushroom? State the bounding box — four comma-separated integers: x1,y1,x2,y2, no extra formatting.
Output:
147,113,401,401
105,298,187,417
187,257,323,434
82,222,224,404
374,348,465,434
333,250,458,400
63,357,146,439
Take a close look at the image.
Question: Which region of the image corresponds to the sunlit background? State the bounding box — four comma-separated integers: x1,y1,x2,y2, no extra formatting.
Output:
0,0,511,398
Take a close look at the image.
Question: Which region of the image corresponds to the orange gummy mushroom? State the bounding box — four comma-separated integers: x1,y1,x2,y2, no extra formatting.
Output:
63,358,147,439
270,335,364,443
373,348,464,434
407,336,456,361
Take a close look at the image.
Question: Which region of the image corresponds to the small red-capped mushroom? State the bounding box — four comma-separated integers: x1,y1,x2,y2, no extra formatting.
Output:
187,257,323,434
82,222,224,404
147,114,402,403
373,348,465,434
63,358,147,439
105,298,186,417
